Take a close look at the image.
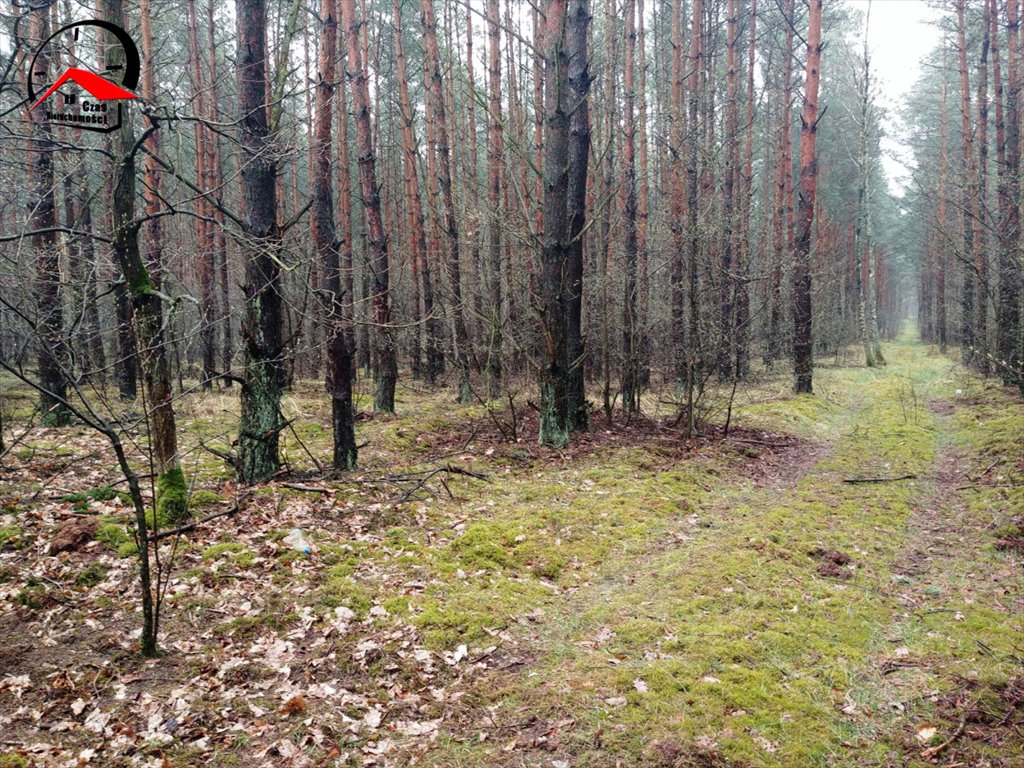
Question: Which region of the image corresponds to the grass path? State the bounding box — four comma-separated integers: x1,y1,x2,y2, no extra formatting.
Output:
421,333,1022,767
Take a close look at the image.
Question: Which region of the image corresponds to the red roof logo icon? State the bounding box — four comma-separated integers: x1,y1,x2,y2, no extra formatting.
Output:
30,67,138,112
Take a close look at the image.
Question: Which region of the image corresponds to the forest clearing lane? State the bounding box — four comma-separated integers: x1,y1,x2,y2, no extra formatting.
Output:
430,336,1023,767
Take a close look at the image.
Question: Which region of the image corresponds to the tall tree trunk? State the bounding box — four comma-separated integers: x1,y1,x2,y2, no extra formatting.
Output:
735,0,754,379
206,0,234,385
975,0,991,373
236,0,286,482
27,4,71,426
463,0,485,357
792,0,822,394
621,0,640,413
938,73,950,353
767,0,794,367
139,0,163,284
636,0,651,388
335,25,358,379
485,0,504,397
669,0,686,386
75,160,107,382
566,0,591,431
421,0,471,401
865,192,884,364
853,9,876,367
538,0,570,447
91,0,138,401
996,0,1022,385
598,0,616,419
719,0,740,380
343,0,397,412
684,0,703,432
187,0,217,388
394,0,428,382
314,0,357,469
955,0,977,365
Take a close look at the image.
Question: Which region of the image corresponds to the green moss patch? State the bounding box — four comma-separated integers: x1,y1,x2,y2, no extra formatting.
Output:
156,467,189,524
75,562,108,588
0,525,24,551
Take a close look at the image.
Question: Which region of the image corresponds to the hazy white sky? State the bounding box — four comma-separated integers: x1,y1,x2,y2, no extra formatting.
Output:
845,0,943,194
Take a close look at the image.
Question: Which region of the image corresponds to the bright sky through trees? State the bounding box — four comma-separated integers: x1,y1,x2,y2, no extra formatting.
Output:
846,0,942,194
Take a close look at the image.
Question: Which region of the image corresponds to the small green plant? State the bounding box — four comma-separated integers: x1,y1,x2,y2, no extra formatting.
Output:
75,562,107,588
189,489,224,507
95,517,129,548
59,486,126,512
202,542,246,559
0,753,29,768
0,525,24,550
16,577,49,609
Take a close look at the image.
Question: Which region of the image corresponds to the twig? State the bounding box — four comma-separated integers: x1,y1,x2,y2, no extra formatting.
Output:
843,474,917,484
279,482,332,494
956,483,1017,491
200,441,236,467
147,505,241,542
920,717,966,760
729,437,799,448
284,417,324,473
967,458,1000,482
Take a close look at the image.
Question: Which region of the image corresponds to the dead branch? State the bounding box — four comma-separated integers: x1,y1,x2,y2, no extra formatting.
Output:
920,717,966,760
843,474,917,484
147,504,241,543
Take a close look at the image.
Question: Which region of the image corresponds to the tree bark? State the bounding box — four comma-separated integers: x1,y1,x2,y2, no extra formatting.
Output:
734,0,754,380
767,0,794,368
792,0,822,394
393,0,427,381
343,0,397,413
685,0,703,431
975,0,991,373
566,0,591,431
622,0,640,413
421,0,472,402
485,0,504,398
719,0,740,380
669,0,686,386
853,10,877,367
955,0,977,365
27,5,71,427
996,0,1022,386
206,0,234,384
186,0,217,388
538,0,570,448
314,0,357,469
236,0,286,482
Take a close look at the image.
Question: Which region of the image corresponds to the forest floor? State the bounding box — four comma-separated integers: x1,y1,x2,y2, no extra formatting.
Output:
0,330,1021,768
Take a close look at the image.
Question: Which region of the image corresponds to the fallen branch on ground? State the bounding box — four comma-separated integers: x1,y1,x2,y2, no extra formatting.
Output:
148,505,241,543
920,716,966,760
843,474,917,484
278,482,333,493
729,437,800,448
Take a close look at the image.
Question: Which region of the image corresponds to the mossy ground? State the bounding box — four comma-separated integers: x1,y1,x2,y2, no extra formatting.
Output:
0,331,1019,767
402,331,1022,767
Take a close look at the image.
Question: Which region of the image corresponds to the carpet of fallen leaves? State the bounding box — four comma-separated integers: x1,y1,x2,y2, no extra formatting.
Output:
0,405,805,768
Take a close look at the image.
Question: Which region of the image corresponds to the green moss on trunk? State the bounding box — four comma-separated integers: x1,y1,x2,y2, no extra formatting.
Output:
539,381,569,448
156,466,189,524
238,357,283,483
